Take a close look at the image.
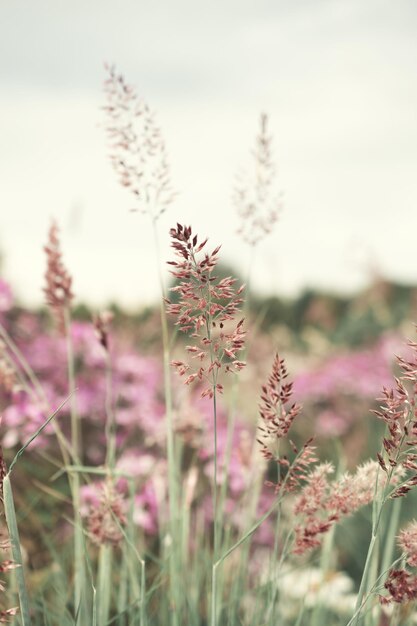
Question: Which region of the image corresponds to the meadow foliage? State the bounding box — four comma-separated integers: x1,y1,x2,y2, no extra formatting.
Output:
0,68,416,625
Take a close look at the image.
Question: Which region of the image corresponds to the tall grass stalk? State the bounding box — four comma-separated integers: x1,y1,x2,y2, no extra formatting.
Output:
364,536,380,626
104,350,116,470
98,347,117,626
206,302,221,625
212,495,281,613
228,470,265,622
310,443,346,626
353,423,409,625
113,499,146,626
371,497,402,626
210,387,220,626
97,543,113,625
344,554,404,626
212,449,304,626
151,217,181,625
63,310,86,622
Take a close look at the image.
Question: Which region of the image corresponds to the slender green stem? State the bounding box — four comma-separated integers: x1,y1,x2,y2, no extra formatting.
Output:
381,497,402,577
214,498,280,572
104,351,116,470
344,554,404,626
210,386,220,626
140,558,147,626
112,482,146,626
97,544,113,625
213,445,305,625
64,309,86,621
371,497,402,626
353,421,408,625
212,389,219,559
151,218,180,625
8,397,69,475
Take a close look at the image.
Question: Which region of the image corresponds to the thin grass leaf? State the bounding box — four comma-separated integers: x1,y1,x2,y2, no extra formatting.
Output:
3,474,31,626
8,396,71,475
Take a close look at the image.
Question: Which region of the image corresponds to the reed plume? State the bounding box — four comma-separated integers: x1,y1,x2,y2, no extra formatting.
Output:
234,113,282,246
166,223,246,398
103,64,176,219
258,353,316,494
44,221,73,333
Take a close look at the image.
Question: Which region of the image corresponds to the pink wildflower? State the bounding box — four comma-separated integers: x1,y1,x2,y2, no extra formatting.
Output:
0,280,13,313
0,349,16,395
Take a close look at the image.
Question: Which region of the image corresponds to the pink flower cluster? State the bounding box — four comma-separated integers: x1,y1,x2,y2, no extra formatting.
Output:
0,279,260,540
0,280,13,315
294,337,401,438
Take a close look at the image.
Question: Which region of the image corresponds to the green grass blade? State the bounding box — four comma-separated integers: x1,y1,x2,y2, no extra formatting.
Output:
8,396,70,475
3,474,32,626
97,544,113,625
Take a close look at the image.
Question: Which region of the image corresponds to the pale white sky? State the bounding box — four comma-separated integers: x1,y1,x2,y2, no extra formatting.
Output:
1,0,416,308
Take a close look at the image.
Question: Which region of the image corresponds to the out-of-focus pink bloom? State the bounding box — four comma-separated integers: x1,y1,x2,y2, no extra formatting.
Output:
316,410,349,437
0,279,13,313
133,482,159,534
117,452,158,478
3,392,49,448
294,337,400,400
80,483,102,516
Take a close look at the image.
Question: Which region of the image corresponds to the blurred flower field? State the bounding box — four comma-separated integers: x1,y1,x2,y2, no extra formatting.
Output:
0,67,416,626
1,265,416,625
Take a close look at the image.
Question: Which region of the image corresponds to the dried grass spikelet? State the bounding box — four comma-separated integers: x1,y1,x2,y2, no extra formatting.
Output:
0,345,16,395
398,520,417,568
373,331,417,498
381,568,417,605
380,519,417,605
165,224,246,398
234,113,282,246
292,460,394,555
0,539,19,622
44,221,73,333
87,481,127,547
93,310,114,352
257,353,316,495
103,64,176,219
0,442,19,622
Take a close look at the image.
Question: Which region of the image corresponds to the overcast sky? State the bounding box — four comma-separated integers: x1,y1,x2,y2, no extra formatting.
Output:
1,0,416,308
